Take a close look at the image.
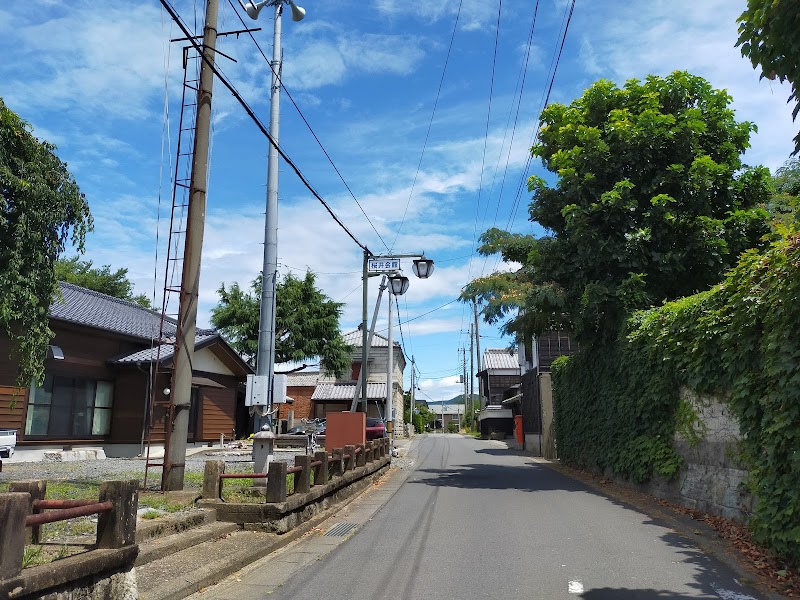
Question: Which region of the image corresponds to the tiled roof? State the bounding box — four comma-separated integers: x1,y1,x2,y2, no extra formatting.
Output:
312,382,386,401
51,282,218,341
341,329,391,348
287,372,319,387
110,332,219,364
483,348,520,371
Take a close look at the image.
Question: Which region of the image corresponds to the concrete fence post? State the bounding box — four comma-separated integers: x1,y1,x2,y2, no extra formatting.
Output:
96,480,138,549
331,448,344,477
355,444,366,467
364,441,373,463
10,480,46,544
313,451,329,485
267,461,288,503
294,455,312,495
344,445,356,471
202,460,225,500
0,493,29,579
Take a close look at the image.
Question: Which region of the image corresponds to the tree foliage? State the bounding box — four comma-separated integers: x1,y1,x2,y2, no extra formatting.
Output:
737,0,800,153
210,271,351,377
463,72,771,344
55,256,151,308
1,98,92,385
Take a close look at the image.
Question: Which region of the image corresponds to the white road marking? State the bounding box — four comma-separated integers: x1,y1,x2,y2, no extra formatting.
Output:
712,586,757,600
568,581,584,594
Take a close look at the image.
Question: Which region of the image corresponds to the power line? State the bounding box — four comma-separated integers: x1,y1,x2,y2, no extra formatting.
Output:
224,0,390,252
389,0,464,252
469,0,504,283
159,0,369,254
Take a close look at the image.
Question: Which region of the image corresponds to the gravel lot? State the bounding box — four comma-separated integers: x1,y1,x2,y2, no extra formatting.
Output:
0,448,306,489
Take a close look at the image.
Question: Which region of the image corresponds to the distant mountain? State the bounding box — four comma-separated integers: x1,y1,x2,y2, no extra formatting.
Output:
445,394,481,405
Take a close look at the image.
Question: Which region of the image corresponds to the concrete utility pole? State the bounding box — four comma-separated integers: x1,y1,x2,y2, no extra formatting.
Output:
469,322,474,431
164,0,218,491
254,1,286,434
410,356,415,432
386,292,394,444
473,299,481,410
461,347,467,431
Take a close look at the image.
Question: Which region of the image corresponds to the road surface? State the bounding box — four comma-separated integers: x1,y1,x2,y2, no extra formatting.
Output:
199,434,764,600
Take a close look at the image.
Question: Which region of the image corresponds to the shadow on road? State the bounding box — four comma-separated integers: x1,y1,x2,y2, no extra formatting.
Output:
409,449,762,600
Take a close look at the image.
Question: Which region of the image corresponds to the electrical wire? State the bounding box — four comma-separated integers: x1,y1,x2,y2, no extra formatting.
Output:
159,0,370,254
223,0,389,252
468,0,504,283
389,0,464,252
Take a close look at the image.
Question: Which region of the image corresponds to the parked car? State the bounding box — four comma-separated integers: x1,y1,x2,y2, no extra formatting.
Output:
365,418,386,440
0,429,16,458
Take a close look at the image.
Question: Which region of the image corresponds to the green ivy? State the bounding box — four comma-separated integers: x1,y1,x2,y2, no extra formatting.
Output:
553,224,800,565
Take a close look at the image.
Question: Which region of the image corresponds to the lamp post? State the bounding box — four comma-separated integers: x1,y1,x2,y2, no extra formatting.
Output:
242,0,305,435
386,273,409,447
358,254,434,417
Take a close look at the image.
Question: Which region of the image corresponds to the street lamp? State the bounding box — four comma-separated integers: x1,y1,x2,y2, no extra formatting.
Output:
242,0,305,436
385,273,409,449
359,253,434,416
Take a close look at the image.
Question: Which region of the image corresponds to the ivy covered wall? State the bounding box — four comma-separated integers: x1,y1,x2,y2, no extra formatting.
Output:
552,226,800,566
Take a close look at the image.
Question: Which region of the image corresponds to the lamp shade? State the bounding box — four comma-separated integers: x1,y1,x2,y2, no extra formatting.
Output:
412,256,434,279
288,1,306,21
389,274,410,295
243,0,269,19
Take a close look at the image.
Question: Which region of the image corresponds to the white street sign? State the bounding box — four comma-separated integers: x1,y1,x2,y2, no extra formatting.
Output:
368,257,401,273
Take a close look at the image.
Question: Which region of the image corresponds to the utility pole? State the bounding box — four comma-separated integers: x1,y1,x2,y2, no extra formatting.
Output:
410,356,415,432
163,0,218,491
461,346,467,431
469,322,474,432
473,299,482,410
386,289,394,447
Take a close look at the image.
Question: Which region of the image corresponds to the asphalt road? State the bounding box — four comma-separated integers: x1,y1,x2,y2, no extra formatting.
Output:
202,434,764,600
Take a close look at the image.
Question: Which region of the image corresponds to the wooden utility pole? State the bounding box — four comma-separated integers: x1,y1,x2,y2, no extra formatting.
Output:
163,0,218,491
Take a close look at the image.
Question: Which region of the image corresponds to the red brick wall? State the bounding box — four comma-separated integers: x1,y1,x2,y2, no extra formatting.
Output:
278,385,314,420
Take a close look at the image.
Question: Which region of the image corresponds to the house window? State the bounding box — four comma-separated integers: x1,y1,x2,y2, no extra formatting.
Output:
26,375,114,438
351,362,361,381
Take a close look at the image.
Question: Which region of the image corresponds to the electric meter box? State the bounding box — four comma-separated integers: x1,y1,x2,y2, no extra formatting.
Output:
245,373,289,406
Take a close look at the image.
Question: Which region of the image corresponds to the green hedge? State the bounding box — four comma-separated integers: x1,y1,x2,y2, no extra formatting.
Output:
552,225,800,565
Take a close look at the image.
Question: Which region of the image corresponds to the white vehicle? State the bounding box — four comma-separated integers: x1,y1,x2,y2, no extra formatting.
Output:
0,428,17,458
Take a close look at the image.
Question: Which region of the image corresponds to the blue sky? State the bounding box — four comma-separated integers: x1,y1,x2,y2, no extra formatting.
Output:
1,0,796,403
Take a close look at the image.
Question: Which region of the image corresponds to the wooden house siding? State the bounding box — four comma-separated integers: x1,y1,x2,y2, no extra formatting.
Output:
201,385,236,440
0,386,27,436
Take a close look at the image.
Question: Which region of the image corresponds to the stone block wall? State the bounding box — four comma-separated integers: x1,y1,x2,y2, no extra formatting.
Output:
639,388,752,520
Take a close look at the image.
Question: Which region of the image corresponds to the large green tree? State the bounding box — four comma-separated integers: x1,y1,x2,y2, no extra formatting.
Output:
211,271,351,376
1,98,92,385
737,0,800,153
56,256,152,308
463,72,771,344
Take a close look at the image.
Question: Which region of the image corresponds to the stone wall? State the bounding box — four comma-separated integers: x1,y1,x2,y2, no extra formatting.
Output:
638,388,752,520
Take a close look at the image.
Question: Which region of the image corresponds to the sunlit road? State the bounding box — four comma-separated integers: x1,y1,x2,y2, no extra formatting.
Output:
206,434,763,600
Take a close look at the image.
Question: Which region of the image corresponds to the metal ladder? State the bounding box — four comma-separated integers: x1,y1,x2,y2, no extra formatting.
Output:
142,45,201,491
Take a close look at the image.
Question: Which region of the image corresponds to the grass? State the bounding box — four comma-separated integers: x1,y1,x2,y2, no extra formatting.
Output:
140,510,162,520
